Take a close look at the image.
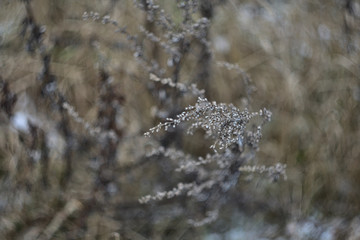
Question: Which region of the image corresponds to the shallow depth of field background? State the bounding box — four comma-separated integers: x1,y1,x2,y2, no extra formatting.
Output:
1,0,360,239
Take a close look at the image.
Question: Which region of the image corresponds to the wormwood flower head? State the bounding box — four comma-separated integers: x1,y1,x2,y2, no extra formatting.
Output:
145,97,271,151
239,163,287,181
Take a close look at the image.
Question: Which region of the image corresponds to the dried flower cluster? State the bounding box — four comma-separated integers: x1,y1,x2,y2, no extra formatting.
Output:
145,97,272,151
147,145,246,174
139,182,195,204
239,163,288,181
149,73,205,97
62,102,117,140
188,209,219,227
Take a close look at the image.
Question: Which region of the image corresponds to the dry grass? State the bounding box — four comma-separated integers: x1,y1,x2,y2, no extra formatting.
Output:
1,0,359,239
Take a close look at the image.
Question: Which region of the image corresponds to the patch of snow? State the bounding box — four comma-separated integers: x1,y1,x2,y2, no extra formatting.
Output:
11,112,29,132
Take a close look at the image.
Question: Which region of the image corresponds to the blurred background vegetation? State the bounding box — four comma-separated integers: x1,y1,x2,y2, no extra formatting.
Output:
1,0,360,239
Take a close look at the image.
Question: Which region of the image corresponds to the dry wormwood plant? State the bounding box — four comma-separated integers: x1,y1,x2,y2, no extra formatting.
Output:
0,0,289,238
84,0,286,226
141,85,287,226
